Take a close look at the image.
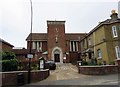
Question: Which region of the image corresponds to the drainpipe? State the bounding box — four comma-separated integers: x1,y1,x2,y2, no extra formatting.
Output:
93,32,96,59
93,32,96,65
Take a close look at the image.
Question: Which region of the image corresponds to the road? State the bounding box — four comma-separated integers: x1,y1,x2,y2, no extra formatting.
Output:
25,63,120,86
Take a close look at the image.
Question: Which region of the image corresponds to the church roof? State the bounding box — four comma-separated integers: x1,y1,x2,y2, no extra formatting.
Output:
26,33,47,41
65,33,86,40
26,33,86,41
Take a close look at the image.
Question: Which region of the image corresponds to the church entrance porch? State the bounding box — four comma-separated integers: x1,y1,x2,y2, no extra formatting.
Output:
52,47,63,63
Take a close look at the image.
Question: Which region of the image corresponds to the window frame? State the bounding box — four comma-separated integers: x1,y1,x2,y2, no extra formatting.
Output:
88,38,91,46
112,26,118,38
97,49,102,59
115,46,120,59
70,41,78,52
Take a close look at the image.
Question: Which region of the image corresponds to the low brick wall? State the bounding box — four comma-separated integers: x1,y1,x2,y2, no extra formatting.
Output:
78,65,119,75
1,69,49,86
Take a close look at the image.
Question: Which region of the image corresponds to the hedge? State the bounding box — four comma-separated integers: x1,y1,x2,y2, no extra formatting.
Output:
1,59,19,72
0,51,19,72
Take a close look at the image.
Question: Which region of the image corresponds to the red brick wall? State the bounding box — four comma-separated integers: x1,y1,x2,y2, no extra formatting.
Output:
116,59,120,66
27,41,32,50
27,41,47,52
65,40,70,52
2,70,49,86
42,41,47,52
116,59,120,73
47,22,66,59
1,42,13,51
78,65,119,75
70,52,79,64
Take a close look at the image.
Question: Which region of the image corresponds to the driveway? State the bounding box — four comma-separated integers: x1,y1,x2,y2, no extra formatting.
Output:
43,63,90,81
25,63,120,86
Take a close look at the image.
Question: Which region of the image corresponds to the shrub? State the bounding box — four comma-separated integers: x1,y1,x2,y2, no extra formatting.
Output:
1,51,19,72
97,59,102,65
1,51,16,60
82,60,88,65
109,61,115,65
2,59,19,72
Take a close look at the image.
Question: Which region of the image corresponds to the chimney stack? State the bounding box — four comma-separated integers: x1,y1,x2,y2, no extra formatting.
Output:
110,9,118,20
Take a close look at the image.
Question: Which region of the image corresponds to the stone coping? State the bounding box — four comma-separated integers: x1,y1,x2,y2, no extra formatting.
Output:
0,69,49,73
116,58,120,60
79,65,117,67
32,69,49,72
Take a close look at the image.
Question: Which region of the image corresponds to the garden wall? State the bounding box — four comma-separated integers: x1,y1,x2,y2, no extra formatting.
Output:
78,59,120,75
78,65,118,75
1,69,49,86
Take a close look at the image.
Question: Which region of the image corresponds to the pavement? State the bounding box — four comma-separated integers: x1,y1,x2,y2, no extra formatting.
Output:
22,63,120,86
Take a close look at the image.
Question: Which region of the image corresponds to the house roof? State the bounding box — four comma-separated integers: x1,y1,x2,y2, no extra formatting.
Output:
80,12,120,41
26,33,86,41
88,12,120,35
88,18,120,36
0,38,14,47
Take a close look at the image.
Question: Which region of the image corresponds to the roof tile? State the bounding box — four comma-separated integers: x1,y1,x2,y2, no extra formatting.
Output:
26,33,86,41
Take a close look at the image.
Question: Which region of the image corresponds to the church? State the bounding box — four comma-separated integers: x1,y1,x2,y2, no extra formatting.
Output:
26,20,86,63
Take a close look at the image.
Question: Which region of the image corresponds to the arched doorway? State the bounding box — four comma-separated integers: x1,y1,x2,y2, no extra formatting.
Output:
52,47,63,63
54,49,60,62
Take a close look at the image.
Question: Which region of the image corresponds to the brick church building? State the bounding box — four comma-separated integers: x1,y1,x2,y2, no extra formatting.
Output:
26,20,85,63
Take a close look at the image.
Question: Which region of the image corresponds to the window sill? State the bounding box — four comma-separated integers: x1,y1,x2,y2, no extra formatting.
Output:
113,36,118,38
97,57,102,59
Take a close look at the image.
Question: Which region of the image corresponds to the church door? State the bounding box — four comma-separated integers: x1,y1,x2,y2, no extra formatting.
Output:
54,49,60,62
54,54,60,62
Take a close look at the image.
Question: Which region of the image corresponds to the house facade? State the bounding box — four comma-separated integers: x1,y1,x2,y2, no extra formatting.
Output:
0,38,14,51
26,20,86,63
80,10,120,65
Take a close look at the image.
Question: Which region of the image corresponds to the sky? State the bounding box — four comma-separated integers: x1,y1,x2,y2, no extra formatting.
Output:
0,0,120,48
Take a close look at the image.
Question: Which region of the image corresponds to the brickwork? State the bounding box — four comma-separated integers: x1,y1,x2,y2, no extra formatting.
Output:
0,39,14,51
26,20,86,63
2,70,49,86
70,52,79,64
116,59,120,74
42,41,47,52
47,21,66,61
78,65,119,75
1,43,13,51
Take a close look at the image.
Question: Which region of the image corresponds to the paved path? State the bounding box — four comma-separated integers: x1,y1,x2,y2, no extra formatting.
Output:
25,63,120,86
26,63,91,85
43,63,90,81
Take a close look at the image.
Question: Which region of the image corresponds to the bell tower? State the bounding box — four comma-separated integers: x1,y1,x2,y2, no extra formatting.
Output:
47,20,66,63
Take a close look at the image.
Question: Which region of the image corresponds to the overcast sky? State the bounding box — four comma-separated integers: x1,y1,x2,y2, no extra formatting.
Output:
0,0,120,48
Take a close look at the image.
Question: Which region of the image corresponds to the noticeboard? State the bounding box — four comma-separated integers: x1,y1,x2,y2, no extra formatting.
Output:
27,54,33,58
